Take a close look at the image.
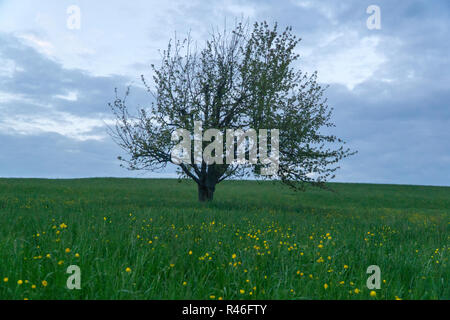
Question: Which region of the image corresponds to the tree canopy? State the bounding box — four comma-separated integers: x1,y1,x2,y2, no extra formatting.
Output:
109,21,355,201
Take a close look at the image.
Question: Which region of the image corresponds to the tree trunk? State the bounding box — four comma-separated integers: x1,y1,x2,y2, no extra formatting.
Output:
198,184,215,202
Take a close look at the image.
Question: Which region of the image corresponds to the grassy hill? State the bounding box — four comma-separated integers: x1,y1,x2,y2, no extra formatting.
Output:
0,178,448,299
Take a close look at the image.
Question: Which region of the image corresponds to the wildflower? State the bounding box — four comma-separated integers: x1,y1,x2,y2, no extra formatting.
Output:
42,280,48,287
17,280,23,285
125,267,132,273
75,253,80,258
218,297,223,300
188,250,192,255
182,281,187,286
209,295,215,299
239,289,245,294
31,285,36,289
354,288,360,294
395,296,402,300
370,291,377,297
170,264,175,268
46,254,51,258
65,248,71,253
3,277,8,282
232,254,236,259
344,265,349,269
58,260,64,265
324,283,329,289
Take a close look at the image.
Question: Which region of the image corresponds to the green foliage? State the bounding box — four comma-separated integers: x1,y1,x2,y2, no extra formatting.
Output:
109,21,355,201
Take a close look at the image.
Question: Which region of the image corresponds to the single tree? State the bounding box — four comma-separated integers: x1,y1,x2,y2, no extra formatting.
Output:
109,21,355,202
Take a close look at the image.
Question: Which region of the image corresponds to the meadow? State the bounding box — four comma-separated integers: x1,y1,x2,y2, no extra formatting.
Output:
0,178,448,300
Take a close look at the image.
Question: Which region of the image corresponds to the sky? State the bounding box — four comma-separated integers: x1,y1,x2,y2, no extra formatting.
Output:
0,0,449,186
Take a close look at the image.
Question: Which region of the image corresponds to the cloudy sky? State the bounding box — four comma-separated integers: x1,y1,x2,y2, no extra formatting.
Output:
0,0,449,185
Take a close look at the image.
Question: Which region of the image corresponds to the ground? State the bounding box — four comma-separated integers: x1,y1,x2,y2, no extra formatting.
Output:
0,178,448,300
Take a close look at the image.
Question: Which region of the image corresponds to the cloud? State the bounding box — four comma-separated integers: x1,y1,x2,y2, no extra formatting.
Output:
0,0,449,185
302,31,387,90
0,33,135,143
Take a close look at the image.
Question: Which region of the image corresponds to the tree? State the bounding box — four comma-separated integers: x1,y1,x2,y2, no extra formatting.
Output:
109,21,355,202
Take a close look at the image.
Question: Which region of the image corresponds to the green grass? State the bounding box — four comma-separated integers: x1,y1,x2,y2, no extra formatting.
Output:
0,178,448,300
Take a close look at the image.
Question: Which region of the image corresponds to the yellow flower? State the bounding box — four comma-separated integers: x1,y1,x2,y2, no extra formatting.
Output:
395,296,402,300
344,265,349,269
46,254,51,258
232,254,236,259
75,253,80,258
188,250,192,255
65,248,71,253
239,289,245,294
42,280,48,287
218,297,223,300
3,277,8,282
370,291,377,297
324,283,329,289
17,280,23,285
209,295,215,299
354,288,360,294
182,281,187,286
58,260,64,265
170,264,175,268
125,267,132,273
31,284,36,289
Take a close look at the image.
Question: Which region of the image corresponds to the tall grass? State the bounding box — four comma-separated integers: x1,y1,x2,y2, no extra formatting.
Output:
0,178,448,300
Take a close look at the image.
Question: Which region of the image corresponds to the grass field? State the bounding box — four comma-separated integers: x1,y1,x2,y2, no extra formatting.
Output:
0,178,448,300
